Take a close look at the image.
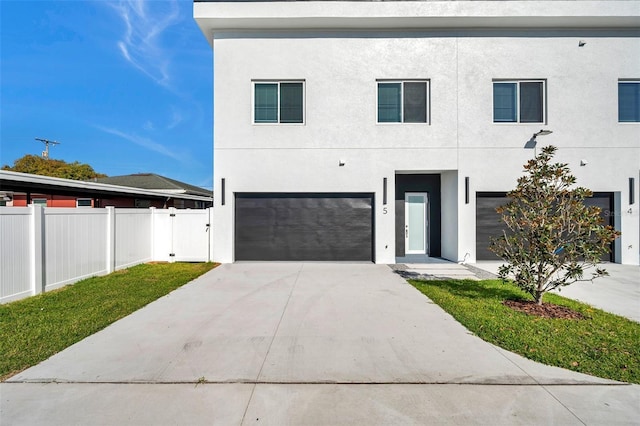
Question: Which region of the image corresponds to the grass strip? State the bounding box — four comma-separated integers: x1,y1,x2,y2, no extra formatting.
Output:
0,262,217,381
409,278,640,384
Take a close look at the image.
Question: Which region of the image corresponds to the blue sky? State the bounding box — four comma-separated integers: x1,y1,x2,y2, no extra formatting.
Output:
1,0,214,190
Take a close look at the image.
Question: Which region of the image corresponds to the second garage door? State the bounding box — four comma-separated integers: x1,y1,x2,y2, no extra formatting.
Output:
476,192,615,261
235,193,373,261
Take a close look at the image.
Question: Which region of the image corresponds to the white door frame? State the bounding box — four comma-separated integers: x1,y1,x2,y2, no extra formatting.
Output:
404,192,428,255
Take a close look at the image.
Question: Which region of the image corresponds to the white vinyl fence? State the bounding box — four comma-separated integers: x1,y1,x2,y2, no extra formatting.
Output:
0,206,213,304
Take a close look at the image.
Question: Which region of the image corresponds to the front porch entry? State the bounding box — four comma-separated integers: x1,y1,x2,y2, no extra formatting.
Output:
395,174,441,263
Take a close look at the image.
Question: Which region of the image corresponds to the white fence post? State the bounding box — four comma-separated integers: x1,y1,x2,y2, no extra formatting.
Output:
150,207,156,261
169,207,176,263
30,204,45,296
106,206,116,273
208,207,214,262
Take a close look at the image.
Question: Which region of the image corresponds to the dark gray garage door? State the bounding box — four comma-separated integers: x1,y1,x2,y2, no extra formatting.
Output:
235,193,373,261
476,193,508,261
476,192,615,261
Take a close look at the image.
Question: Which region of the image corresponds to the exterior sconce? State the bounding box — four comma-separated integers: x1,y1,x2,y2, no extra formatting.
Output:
532,129,553,140
465,177,470,204
221,178,225,206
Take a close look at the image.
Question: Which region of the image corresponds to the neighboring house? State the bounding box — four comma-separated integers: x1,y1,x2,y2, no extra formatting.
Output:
93,173,213,208
1,170,213,209
194,0,640,264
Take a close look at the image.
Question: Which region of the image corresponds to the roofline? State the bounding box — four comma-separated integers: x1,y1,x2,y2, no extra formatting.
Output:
194,1,640,45
0,170,213,203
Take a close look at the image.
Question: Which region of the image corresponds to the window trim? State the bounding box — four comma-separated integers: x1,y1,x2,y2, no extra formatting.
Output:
376,79,430,124
618,80,640,123
492,79,547,124
252,80,305,125
76,198,93,208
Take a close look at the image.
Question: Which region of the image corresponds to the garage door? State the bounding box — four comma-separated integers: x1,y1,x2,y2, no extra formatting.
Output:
476,193,507,260
235,193,373,261
476,192,614,261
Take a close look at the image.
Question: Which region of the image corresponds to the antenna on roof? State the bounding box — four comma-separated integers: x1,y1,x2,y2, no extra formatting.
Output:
35,137,60,159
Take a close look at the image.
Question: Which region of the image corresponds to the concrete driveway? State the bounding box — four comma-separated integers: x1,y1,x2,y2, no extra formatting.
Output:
2,263,638,425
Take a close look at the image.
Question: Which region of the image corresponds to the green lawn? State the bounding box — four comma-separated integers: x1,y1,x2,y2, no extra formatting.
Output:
0,262,217,381
409,278,640,384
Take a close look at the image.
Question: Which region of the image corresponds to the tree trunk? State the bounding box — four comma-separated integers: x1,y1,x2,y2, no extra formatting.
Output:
535,291,544,305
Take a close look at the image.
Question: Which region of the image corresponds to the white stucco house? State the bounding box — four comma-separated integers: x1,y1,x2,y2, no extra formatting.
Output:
194,0,640,265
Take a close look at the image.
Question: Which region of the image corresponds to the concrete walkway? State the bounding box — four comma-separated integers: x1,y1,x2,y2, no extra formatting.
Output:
2,263,638,425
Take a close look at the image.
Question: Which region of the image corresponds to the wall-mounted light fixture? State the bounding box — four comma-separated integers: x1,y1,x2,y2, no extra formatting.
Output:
339,159,346,167
221,178,226,206
578,40,586,47
526,129,553,154
580,159,588,166
532,129,553,139
465,177,470,204
383,177,387,205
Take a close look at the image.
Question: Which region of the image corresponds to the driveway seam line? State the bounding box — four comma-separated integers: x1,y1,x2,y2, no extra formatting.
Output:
489,344,588,425
239,263,304,425
4,380,628,386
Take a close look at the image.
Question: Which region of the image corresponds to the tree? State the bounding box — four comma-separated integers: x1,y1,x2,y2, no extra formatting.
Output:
2,155,106,181
489,145,620,305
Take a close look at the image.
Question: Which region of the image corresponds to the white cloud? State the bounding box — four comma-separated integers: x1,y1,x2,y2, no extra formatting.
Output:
96,124,184,162
166,108,183,129
110,0,181,87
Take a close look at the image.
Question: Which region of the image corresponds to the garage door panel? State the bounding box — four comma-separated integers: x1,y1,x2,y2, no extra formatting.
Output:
235,193,373,261
476,195,507,261
476,193,614,262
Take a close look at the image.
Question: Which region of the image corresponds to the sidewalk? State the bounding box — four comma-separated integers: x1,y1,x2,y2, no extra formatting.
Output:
1,263,638,425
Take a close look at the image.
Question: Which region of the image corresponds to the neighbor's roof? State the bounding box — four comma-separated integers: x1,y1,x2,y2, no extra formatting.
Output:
0,170,213,202
92,174,212,198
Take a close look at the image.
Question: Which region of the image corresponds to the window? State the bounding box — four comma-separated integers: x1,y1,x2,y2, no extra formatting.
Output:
493,80,545,123
135,199,151,208
253,81,304,124
32,198,47,206
377,81,428,123
76,198,92,208
619,81,640,122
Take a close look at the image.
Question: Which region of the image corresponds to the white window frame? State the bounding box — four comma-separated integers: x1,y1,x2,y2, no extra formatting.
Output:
252,80,305,125
76,198,92,208
493,79,547,124
376,80,430,124
618,79,640,123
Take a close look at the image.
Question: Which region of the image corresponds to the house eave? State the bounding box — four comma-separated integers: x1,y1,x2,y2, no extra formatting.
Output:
194,0,640,44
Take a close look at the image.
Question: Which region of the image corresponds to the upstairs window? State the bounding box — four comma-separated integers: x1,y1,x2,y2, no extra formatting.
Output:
377,81,429,123
619,81,640,122
253,81,304,124
493,80,545,123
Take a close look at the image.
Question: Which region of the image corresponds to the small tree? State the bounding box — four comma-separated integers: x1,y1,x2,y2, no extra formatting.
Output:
490,145,620,305
2,154,106,180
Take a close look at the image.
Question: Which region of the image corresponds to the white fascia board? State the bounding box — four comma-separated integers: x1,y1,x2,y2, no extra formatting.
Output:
194,1,640,38
0,170,212,202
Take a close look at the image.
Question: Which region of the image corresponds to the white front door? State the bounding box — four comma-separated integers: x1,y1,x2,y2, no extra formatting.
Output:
405,193,428,255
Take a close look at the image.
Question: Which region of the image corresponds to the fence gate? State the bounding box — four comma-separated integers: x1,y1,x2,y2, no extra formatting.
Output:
171,209,211,261
153,208,212,262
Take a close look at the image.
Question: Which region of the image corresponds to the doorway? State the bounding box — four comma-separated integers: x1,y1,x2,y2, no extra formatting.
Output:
405,193,428,255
